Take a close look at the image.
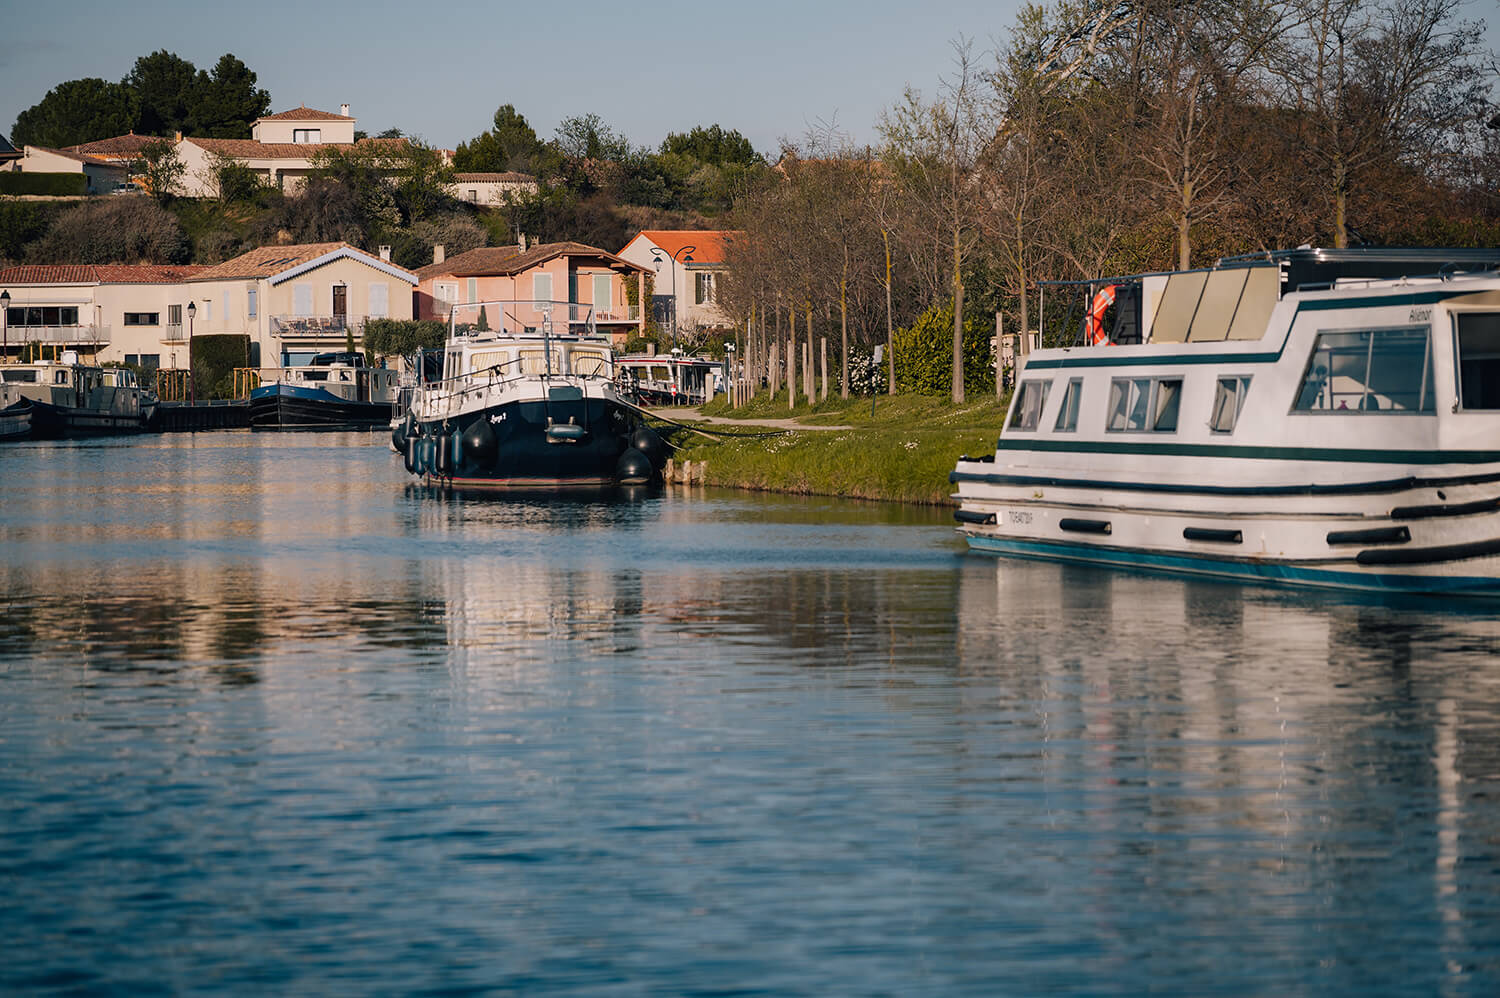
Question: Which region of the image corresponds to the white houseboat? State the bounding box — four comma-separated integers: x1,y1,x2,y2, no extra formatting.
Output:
0,353,157,438
249,351,402,428
392,300,667,487
951,247,1500,594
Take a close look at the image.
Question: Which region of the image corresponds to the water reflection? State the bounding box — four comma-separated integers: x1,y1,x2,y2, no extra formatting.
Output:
4,434,1500,994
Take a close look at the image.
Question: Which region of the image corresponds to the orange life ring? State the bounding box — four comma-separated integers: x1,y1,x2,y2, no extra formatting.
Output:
1086,284,1117,346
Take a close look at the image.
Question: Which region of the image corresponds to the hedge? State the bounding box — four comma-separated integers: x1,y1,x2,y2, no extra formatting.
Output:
0,173,90,196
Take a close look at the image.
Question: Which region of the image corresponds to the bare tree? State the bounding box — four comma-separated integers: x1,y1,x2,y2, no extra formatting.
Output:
881,39,993,402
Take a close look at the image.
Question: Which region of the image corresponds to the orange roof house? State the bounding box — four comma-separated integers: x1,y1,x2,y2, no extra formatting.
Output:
617,230,740,334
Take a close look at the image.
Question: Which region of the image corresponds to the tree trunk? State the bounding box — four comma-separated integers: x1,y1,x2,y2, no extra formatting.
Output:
883,228,895,395
952,227,965,404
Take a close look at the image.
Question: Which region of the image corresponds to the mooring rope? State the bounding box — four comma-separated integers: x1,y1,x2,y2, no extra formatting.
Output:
615,396,794,441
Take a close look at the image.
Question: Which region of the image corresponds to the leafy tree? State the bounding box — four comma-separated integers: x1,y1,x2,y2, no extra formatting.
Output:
661,124,763,166
253,177,367,245
453,104,559,177
386,213,488,270
893,302,993,398
361,318,447,358
27,196,190,264
135,138,187,203
126,50,198,136
555,113,632,161
10,78,138,147
188,54,271,138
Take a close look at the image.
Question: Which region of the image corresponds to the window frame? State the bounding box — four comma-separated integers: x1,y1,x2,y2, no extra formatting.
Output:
1291,324,1434,415
1007,378,1051,431
1209,375,1253,434
1105,375,1184,433
1053,377,1084,432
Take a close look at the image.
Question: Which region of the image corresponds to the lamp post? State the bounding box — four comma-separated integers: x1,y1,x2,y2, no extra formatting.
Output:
724,341,735,404
186,301,196,404
651,244,694,354
1,290,9,364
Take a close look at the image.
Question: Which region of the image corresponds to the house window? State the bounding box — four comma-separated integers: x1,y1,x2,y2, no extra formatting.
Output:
1053,378,1083,432
247,287,257,318
125,354,139,367
694,272,715,305
292,129,321,143
468,189,478,202
168,304,182,326
593,275,611,314
533,274,552,303
1455,313,1500,410
139,354,159,372
1294,326,1432,412
1107,377,1183,432
293,284,313,317
1008,379,1051,431
369,283,389,318
435,283,458,305
123,312,161,326
7,306,79,327
1210,376,1252,433
467,278,478,304
201,300,212,322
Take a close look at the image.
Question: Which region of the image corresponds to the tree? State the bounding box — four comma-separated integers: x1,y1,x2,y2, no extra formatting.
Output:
661,125,763,166
554,113,632,161
135,138,187,203
1270,0,1493,247
10,78,138,148
188,54,271,138
453,104,559,177
881,39,993,403
126,50,198,136
28,196,190,264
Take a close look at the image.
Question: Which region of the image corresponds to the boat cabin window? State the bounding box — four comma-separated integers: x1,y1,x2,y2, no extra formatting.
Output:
569,348,611,378
518,348,562,375
54,370,70,385
1210,376,1253,433
1107,377,1182,432
1008,380,1051,431
468,350,513,374
1054,378,1083,432
1455,313,1500,410
2,369,38,383
1293,326,1433,413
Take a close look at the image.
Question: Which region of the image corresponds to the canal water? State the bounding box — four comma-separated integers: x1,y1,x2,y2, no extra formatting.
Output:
3,431,1500,995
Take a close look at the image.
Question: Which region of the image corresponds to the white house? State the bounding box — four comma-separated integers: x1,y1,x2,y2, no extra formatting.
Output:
617,230,738,337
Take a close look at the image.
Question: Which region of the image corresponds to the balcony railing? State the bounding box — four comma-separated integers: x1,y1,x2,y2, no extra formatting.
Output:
162,324,185,343
271,315,367,338
2,323,112,346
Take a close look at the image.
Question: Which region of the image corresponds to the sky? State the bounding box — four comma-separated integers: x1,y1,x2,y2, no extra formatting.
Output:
3,0,1496,157
0,0,1028,156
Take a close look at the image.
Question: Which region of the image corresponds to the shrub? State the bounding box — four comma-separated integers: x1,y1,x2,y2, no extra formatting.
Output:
362,318,447,359
27,195,190,264
0,173,89,196
893,303,994,397
190,334,250,400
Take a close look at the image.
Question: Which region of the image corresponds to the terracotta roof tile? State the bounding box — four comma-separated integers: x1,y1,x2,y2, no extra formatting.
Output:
25,146,116,167
64,133,163,157
0,264,208,284
427,242,648,281
626,230,740,266
190,243,352,280
452,172,537,183
258,106,354,122
185,136,407,160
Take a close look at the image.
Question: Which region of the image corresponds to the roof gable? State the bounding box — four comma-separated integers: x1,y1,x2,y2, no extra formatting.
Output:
192,242,416,285
257,106,354,123
624,229,739,266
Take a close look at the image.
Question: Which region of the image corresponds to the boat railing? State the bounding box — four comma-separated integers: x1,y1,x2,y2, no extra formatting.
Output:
415,353,613,409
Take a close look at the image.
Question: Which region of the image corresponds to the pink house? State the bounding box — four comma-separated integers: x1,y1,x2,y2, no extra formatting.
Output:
414,241,650,345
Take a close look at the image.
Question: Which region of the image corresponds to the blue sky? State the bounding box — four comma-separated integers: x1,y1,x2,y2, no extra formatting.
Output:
0,0,1026,155
2,0,1495,157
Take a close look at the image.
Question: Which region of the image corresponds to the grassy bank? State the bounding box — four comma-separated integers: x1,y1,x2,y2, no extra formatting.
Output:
665,391,1010,505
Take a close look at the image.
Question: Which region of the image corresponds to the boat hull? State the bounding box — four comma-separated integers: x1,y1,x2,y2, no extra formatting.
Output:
23,398,152,438
402,396,648,488
249,384,393,428
952,460,1500,594
0,400,32,441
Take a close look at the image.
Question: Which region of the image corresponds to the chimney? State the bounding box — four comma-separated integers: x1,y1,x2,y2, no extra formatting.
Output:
340,103,350,117
378,245,391,261
433,244,445,264
517,233,527,252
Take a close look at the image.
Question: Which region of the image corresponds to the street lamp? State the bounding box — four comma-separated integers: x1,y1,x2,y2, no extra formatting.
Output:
651,244,695,354
186,301,196,404
1,290,9,364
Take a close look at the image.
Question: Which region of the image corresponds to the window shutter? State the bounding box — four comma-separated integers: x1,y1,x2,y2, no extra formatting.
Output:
369,283,389,318
294,284,313,316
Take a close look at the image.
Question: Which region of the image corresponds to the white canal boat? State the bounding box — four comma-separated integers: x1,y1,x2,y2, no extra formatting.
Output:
0,353,157,438
392,300,667,488
950,247,1500,594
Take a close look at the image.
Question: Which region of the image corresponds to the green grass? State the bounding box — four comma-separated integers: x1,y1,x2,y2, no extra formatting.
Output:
673,390,1011,505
